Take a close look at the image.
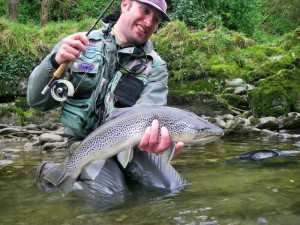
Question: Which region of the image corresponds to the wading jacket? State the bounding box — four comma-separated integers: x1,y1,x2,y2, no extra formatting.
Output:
27,22,169,141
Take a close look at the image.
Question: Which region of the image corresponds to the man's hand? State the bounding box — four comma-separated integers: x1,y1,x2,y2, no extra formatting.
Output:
138,119,184,155
55,32,90,65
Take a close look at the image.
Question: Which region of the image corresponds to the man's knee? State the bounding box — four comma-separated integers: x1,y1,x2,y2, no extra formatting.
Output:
125,150,186,190
72,158,130,199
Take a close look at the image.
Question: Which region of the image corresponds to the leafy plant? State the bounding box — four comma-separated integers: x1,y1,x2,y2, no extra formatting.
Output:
0,51,38,99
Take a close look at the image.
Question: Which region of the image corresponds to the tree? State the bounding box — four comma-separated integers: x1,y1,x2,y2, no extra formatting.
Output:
261,0,300,34
41,0,50,25
6,0,19,22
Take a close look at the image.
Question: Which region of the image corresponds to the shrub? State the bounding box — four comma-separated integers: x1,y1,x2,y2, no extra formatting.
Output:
0,51,38,100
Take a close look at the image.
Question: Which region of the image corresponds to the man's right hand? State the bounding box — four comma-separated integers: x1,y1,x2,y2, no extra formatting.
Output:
55,32,90,65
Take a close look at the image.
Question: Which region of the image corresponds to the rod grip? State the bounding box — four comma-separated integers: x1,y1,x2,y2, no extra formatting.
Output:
53,61,69,78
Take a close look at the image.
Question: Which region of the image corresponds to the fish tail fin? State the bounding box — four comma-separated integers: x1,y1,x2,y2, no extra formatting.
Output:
43,163,76,197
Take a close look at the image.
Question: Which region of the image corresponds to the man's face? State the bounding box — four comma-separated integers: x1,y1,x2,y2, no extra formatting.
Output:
119,0,163,45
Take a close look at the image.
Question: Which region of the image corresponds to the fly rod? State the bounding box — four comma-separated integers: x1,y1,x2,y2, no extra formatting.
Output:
41,0,116,95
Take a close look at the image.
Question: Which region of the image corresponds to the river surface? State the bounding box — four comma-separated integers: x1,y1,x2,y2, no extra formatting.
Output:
0,135,299,225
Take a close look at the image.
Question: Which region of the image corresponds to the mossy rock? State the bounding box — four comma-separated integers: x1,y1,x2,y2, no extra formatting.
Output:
207,63,241,80
249,68,300,117
249,116,260,126
15,96,29,109
168,80,221,94
248,52,294,83
0,105,43,126
168,91,230,117
249,86,289,117
280,27,300,50
220,93,248,110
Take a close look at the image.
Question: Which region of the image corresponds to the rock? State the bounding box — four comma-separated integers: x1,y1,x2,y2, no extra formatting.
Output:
269,55,283,61
24,124,41,130
0,127,21,135
39,133,64,144
41,141,67,151
3,152,18,160
215,114,245,130
0,160,13,167
278,112,300,130
259,129,279,137
51,126,65,136
278,133,300,139
226,78,246,88
294,141,300,147
39,122,61,131
257,117,279,130
215,117,227,129
0,124,9,129
1,148,22,153
247,84,255,91
16,79,28,96
24,142,39,151
234,87,247,95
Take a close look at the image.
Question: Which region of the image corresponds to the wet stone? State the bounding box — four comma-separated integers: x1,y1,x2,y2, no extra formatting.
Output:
41,141,67,151
1,148,22,153
0,159,13,167
294,141,300,147
24,142,40,151
39,133,64,144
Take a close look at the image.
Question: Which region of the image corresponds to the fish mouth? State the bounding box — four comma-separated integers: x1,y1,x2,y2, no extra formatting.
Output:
185,134,223,145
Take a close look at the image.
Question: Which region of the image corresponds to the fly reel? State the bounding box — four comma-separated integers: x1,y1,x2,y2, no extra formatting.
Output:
50,79,74,102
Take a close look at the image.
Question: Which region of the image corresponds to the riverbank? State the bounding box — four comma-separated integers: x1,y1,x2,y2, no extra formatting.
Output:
1,106,300,156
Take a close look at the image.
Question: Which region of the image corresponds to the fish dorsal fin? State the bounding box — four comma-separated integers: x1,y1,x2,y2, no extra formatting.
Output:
117,147,134,168
80,160,106,180
161,141,176,164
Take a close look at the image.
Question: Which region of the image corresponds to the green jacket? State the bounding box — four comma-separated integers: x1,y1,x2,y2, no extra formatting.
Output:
27,22,169,141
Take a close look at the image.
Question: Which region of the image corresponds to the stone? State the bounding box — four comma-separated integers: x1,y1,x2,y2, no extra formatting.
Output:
39,133,64,144
257,117,279,130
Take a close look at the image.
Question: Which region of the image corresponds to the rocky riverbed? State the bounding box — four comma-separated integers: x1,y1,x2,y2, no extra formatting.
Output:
1,110,300,167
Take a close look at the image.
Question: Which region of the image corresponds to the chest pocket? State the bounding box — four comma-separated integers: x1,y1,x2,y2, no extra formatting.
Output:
71,43,105,91
60,41,105,135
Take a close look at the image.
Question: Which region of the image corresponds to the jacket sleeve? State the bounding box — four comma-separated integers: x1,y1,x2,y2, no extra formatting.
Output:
134,59,169,106
27,43,62,111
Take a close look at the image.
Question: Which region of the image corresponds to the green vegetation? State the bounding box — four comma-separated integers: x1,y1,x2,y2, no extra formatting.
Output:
152,21,300,117
0,0,300,120
0,104,42,126
2,0,299,36
0,17,94,100
249,69,300,117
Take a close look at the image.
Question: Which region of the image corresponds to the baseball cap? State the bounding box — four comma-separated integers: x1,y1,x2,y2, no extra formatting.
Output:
135,0,170,21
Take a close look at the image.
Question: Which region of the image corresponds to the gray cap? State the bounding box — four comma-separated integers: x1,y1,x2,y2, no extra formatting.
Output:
136,0,170,21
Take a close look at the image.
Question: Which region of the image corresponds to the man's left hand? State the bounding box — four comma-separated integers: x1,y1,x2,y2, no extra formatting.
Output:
138,119,184,155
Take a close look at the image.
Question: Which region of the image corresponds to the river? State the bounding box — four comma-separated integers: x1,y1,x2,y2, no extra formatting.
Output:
0,135,299,225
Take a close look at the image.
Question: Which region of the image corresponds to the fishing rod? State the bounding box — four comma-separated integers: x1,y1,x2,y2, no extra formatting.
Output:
41,0,116,99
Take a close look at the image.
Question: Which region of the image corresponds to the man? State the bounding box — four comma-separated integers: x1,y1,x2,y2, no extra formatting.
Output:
28,0,186,200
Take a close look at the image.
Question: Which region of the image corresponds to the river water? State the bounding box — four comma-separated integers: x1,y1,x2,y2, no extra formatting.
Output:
0,135,299,225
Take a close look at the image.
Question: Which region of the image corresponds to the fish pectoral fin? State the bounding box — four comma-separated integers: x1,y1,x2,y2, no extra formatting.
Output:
161,141,176,164
80,160,106,180
117,147,134,168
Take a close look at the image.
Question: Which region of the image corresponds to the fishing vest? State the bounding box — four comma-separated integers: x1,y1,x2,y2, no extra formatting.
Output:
60,28,154,138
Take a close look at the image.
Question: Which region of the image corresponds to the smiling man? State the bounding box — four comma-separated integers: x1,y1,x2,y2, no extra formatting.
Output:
28,0,186,200
113,0,165,46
